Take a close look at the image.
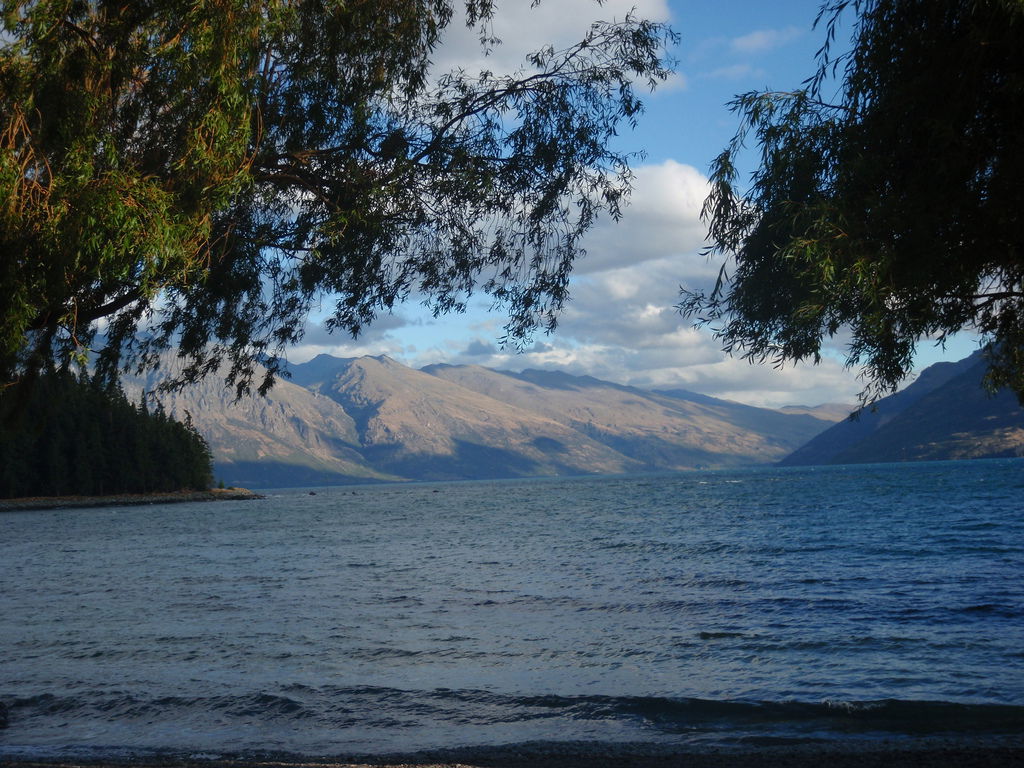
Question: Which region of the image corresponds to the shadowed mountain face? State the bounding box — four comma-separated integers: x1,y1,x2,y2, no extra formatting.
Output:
781,351,1024,465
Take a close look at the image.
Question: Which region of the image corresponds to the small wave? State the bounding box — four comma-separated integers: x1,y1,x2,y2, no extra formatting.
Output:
347,647,427,660
6,690,318,724
537,695,1023,737
960,603,1022,618
5,688,1023,753
405,692,1024,737
225,693,310,719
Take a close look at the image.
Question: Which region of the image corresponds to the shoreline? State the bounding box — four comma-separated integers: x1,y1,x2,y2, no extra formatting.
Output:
2,742,1024,768
0,487,264,512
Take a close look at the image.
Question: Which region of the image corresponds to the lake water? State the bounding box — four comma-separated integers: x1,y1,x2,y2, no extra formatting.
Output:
2,460,1023,758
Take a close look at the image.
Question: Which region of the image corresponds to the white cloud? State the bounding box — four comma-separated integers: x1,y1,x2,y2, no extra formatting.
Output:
432,0,673,78
701,63,765,81
654,355,860,409
689,24,805,83
576,159,711,274
729,26,803,56
655,71,689,93
558,257,702,342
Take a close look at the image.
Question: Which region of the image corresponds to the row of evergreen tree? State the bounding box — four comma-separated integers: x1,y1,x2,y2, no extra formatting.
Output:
0,369,213,498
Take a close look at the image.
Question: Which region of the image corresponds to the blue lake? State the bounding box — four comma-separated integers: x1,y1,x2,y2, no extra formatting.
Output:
2,460,1023,756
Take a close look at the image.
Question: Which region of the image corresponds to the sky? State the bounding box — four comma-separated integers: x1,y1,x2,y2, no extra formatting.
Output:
287,0,980,409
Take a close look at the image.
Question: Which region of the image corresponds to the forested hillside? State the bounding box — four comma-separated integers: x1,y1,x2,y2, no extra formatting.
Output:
0,370,212,498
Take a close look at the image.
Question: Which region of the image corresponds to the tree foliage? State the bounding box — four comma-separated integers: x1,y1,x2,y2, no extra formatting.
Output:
1,0,674,394
680,0,1024,404
0,368,213,497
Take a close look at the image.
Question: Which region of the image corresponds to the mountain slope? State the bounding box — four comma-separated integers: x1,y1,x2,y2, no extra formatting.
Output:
782,352,1024,465
124,358,398,487
778,403,852,421
421,364,833,469
294,356,648,480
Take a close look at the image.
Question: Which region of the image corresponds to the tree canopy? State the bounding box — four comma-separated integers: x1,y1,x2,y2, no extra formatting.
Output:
1,0,674,394
680,0,1024,404
0,368,213,497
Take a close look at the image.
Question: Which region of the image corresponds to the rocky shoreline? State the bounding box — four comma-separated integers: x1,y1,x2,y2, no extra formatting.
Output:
0,487,264,512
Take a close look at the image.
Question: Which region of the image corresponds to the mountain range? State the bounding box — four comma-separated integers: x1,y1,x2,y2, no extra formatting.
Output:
126,354,842,486
125,350,1023,487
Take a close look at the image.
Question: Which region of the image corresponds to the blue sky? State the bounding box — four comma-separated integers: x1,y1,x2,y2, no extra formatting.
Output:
290,0,979,408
